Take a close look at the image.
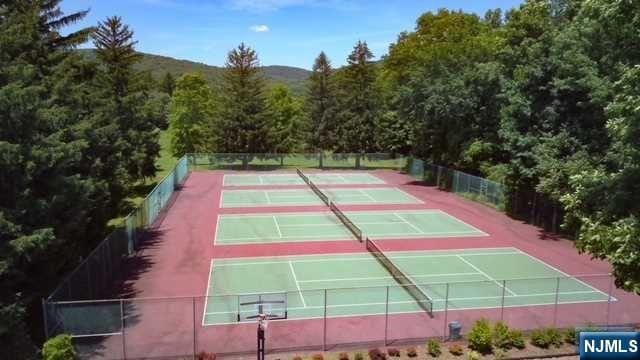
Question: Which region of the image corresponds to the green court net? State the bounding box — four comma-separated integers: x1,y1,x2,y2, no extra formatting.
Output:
366,238,434,317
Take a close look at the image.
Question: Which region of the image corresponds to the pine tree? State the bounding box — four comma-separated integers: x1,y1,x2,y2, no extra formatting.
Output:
306,51,338,151
217,43,269,155
335,41,380,154
92,16,160,182
160,71,176,96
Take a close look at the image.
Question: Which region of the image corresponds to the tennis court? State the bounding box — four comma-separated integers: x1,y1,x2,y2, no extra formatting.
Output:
223,172,385,186
214,210,487,245
221,188,423,207
203,247,612,325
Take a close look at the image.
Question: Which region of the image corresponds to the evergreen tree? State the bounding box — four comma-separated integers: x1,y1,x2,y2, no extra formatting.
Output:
92,16,160,182
266,84,304,153
306,52,337,151
217,43,269,154
160,71,176,96
169,73,219,156
335,41,380,154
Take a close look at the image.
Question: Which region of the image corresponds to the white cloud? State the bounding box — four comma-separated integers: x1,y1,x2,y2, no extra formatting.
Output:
250,24,270,33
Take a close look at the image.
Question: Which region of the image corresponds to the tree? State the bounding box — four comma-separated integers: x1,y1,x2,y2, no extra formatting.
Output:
334,41,380,154
160,71,176,96
217,43,269,154
266,84,304,154
169,73,218,156
306,52,338,151
92,16,160,182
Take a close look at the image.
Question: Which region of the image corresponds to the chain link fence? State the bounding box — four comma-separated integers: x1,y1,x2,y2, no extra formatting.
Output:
43,274,620,359
187,153,406,170
407,158,505,210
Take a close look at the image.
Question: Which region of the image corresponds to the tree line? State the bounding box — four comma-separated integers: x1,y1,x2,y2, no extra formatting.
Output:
0,1,166,357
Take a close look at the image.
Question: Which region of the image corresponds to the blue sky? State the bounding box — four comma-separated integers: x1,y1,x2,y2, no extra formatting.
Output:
62,0,524,69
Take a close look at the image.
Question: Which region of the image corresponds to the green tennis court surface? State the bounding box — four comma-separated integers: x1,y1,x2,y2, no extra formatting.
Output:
221,188,423,207
223,173,385,186
214,210,487,245
203,247,611,325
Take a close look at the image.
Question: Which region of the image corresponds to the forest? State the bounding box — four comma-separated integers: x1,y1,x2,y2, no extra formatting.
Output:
1,0,639,358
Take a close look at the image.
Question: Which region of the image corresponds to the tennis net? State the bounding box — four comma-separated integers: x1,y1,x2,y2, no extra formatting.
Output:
296,169,329,205
366,238,434,317
329,202,363,242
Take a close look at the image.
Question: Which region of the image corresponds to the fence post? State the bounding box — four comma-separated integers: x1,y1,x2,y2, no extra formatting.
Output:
606,275,614,328
121,299,127,360
443,283,449,341
384,286,389,346
193,297,197,359
323,289,327,351
500,280,506,321
553,277,560,328
42,298,49,339
319,152,323,169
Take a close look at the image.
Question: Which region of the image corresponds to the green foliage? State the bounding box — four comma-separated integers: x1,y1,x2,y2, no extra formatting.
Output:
564,328,577,345
169,73,219,156
354,353,364,360
160,72,176,96
468,319,493,354
42,335,76,360
217,43,269,153
427,339,441,357
266,84,305,153
334,41,380,153
493,322,525,350
467,351,481,360
306,52,338,151
530,328,563,349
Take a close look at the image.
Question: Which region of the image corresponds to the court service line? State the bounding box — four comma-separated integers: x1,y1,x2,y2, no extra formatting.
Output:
289,261,307,308
264,191,273,205
202,260,216,326
457,255,517,296
273,216,283,238
393,213,424,234
359,189,379,203
514,249,616,300
214,251,522,267
296,272,481,283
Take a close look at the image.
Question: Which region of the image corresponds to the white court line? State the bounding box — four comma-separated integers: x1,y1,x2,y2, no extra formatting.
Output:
457,255,517,296
393,213,424,234
215,251,522,267
289,261,306,307
202,260,216,326
264,191,272,205
213,215,221,246
297,272,480,283
258,175,264,185
359,189,378,203
514,249,616,300
272,216,283,238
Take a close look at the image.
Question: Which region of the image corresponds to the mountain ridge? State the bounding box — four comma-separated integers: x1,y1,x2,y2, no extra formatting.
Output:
77,49,311,95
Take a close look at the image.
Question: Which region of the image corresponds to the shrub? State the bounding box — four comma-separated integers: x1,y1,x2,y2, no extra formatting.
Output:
493,322,511,350
354,353,364,360
564,328,577,344
468,319,493,354
427,339,441,357
467,351,481,360
387,348,400,357
406,347,418,358
368,348,386,360
312,354,324,360
494,349,507,360
339,352,350,360
42,335,76,360
449,344,464,356
531,328,563,349
509,329,526,350
196,352,216,360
